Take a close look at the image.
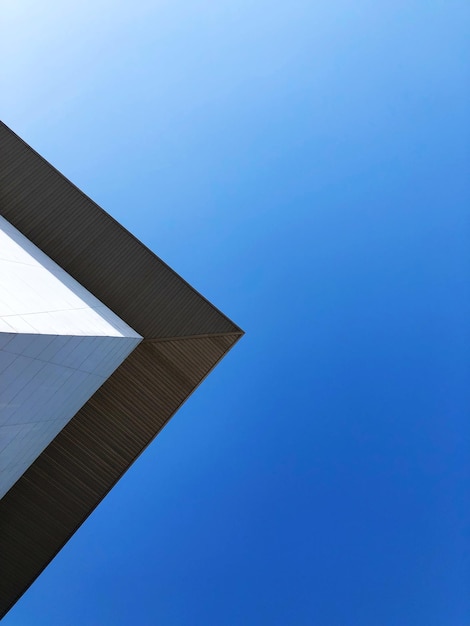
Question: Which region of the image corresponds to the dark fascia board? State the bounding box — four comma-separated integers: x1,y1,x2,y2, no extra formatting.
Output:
0,122,243,617
0,121,243,340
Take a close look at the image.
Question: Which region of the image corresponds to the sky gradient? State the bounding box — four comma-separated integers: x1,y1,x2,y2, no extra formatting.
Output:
2,2,470,624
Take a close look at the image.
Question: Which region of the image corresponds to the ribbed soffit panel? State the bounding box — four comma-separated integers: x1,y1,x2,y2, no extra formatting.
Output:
0,334,242,617
0,122,242,340
0,122,244,618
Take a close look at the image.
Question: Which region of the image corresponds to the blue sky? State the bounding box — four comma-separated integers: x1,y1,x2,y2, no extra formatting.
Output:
2,2,469,624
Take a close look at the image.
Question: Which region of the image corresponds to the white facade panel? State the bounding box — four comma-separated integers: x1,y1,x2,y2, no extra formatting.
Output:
0,215,140,338
0,217,143,498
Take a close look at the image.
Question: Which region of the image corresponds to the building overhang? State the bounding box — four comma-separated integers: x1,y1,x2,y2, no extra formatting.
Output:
0,122,243,617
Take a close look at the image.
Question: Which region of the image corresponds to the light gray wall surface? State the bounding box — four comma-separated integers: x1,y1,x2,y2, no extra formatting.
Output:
0,216,142,497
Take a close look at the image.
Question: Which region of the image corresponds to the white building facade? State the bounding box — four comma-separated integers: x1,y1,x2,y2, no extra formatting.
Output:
0,215,142,498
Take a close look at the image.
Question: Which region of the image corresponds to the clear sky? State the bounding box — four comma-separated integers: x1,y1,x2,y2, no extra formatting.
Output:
2,2,469,624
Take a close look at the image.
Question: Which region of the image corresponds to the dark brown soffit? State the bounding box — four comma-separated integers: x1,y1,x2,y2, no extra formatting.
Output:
0,121,242,339
0,122,243,617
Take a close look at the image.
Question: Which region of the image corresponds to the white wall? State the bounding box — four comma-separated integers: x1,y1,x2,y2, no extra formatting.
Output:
0,216,142,498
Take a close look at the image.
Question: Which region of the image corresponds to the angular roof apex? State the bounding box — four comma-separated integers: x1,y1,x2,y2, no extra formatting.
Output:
0,121,243,341
0,122,243,618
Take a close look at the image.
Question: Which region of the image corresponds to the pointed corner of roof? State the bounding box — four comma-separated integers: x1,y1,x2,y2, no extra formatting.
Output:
0,121,244,345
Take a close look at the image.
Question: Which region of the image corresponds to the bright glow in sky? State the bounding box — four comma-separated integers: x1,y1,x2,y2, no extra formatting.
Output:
2,1,470,624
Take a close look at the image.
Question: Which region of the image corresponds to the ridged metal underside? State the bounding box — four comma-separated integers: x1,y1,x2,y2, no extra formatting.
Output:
0,122,239,340
0,122,243,617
